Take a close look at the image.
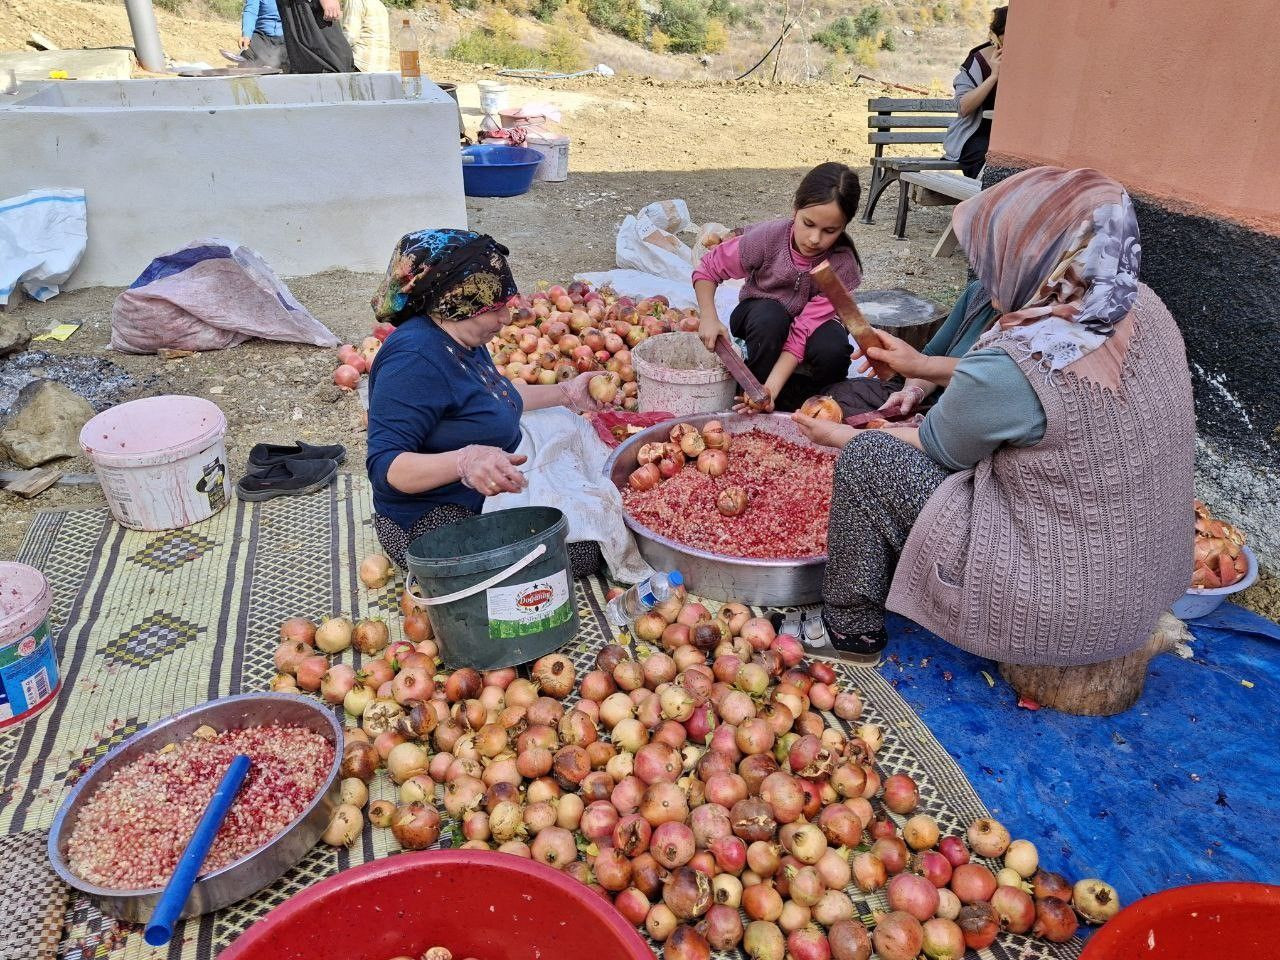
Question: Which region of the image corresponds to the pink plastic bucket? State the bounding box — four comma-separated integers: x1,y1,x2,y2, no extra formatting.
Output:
80,395,230,531
0,562,59,729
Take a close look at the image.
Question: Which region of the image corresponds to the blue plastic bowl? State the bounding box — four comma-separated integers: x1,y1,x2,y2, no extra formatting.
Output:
461,145,543,198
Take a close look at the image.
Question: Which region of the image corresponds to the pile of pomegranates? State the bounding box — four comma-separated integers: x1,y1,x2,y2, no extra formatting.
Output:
272,565,1121,960
333,322,395,391
486,281,701,411
387,949,476,960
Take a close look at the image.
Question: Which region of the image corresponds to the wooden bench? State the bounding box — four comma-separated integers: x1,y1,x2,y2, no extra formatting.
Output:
894,170,981,253
860,97,962,226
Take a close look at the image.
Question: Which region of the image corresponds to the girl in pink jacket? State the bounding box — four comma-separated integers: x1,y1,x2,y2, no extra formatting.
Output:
694,162,863,412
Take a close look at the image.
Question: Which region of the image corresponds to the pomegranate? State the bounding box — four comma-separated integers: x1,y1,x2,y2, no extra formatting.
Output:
1073,877,1122,924
799,395,843,421
742,883,784,922
664,925,711,960
938,836,970,867
744,920,787,960
882,773,920,815
888,872,940,921
903,813,940,850
991,884,1036,933
956,901,1000,949
646,903,679,942
920,917,965,960
870,835,909,874
1033,896,1079,942
966,817,1011,858
916,850,953,888
871,911,924,960
851,852,887,892
663,866,713,920
827,919,872,960
951,863,998,904
653,821,697,869
1032,868,1073,902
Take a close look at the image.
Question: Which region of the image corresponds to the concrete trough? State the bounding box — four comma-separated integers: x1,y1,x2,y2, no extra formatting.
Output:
0,73,467,286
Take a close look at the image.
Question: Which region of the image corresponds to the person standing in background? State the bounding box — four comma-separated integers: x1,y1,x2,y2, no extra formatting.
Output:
342,0,394,72
278,0,356,73
239,0,288,70
942,6,1007,178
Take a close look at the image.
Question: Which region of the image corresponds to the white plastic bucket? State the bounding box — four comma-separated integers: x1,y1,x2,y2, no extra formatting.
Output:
631,332,736,416
80,395,230,531
477,81,508,115
527,132,569,182
0,562,59,729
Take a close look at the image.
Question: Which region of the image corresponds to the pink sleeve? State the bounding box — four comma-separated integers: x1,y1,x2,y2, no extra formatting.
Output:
782,295,837,360
691,235,746,285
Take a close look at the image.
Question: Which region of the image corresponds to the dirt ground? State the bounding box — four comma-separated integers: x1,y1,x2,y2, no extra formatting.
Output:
0,69,968,561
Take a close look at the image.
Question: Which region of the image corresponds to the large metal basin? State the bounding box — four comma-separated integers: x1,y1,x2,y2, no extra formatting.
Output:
605,412,829,606
48,693,343,923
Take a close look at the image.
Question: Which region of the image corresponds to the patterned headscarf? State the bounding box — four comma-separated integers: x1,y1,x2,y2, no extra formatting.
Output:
371,229,518,327
953,167,1141,375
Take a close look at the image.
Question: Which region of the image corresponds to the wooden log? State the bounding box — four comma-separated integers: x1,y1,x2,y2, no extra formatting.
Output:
998,613,1190,717
0,467,63,498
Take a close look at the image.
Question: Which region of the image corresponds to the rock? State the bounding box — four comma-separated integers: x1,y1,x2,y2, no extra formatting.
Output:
0,315,30,356
0,379,95,467
314,384,343,404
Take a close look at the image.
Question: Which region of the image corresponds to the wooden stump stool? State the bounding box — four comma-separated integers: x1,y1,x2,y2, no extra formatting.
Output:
998,613,1191,716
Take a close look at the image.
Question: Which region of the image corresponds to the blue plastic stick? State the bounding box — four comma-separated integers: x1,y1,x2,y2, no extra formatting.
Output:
144,754,252,947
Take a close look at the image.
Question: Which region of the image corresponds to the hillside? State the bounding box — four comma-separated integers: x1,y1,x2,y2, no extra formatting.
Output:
1,0,985,90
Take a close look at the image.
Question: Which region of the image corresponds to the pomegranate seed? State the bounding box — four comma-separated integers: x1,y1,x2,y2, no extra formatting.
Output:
66,724,334,890
622,430,836,559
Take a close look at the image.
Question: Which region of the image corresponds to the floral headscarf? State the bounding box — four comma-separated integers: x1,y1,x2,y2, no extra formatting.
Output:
952,167,1141,376
371,229,518,327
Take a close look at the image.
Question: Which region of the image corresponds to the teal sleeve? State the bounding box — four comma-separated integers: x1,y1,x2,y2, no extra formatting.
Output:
919,349,1047,471
922,282,973,357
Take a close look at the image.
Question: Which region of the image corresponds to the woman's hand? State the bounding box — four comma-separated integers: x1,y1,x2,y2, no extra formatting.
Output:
985,42,1002,78
733,386,774,415
559,371,604,412
852,329,931,380
456,445,528,496
698,313,729,352
792,413,856,449
879,382,927,417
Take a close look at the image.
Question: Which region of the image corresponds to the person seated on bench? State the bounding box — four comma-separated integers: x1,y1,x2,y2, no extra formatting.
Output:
694,163,865,413
824,277,999,419
365,229,606,576
792,167,1195,663
942,5,1006,178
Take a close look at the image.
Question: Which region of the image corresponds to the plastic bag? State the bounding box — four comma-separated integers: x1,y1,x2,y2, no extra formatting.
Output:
615,199,697,282
484,408,653,584
111,240,339,354
0,189,87,307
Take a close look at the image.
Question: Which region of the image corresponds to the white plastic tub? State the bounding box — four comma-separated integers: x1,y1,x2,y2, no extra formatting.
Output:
1170,546,1259,619
80,395,230,531
631,332,736,416
527,132,569,182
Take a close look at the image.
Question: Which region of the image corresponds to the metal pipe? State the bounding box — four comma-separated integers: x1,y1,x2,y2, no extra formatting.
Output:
124,0,166,73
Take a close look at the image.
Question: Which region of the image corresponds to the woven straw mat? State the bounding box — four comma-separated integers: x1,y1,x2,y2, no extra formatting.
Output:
1,474,1080,960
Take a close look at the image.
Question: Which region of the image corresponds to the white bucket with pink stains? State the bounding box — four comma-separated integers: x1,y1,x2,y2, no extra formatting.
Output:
0,562,58,729
80,395,230,531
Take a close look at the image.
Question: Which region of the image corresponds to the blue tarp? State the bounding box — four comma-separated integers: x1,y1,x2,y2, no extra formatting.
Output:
879,603,1279,913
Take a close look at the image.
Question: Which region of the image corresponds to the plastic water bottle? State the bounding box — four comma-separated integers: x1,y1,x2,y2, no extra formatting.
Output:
606,570,684,628
397,18,422,99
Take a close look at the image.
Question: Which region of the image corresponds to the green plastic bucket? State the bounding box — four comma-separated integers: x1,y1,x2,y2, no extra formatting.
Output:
404,507,578,670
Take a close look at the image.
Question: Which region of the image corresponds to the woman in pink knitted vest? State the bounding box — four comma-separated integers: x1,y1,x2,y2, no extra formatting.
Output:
693,163,864,412
794,167,1196,664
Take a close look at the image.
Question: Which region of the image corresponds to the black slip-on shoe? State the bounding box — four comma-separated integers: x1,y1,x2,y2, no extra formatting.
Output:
236,459,338,501
247,441,347,474
822,613,887,665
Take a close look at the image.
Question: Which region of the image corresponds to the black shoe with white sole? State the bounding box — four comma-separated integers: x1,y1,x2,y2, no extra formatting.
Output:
235,459,338,501
246,441,347,474
823,613,888,664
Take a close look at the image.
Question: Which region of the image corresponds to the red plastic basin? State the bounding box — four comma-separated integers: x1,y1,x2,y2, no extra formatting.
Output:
220,850,653,960
1080,882,1280,960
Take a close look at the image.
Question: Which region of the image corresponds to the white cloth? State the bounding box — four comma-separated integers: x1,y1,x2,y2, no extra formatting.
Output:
0,189,87,307
483,408,652,584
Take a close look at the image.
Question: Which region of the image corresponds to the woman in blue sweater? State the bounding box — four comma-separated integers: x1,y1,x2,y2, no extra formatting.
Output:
366,230,604,573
